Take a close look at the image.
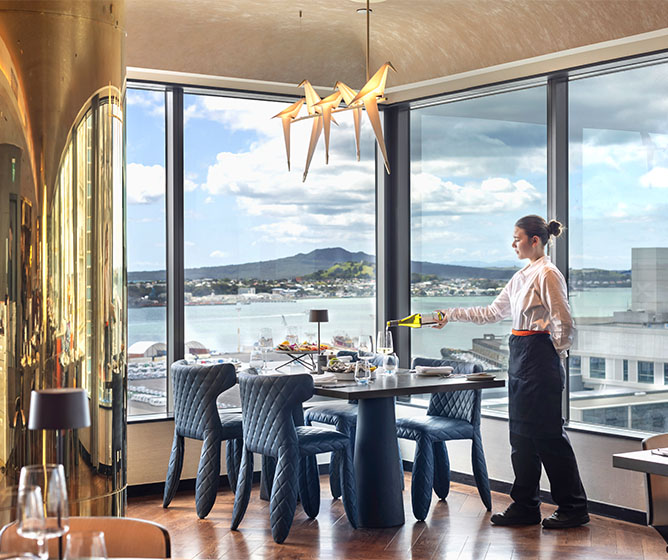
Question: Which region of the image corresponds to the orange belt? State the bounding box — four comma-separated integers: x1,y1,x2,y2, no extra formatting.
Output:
511,329,549,336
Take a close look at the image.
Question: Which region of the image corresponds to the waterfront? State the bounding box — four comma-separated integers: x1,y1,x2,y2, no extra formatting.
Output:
128,287,633,358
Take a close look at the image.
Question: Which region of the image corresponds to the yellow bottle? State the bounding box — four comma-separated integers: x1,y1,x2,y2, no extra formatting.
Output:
386,311,444,328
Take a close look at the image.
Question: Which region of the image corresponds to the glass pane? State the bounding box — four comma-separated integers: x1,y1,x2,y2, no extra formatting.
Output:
568,62,668,433
126,89,167,417
183,93,376,405
410,86,547,411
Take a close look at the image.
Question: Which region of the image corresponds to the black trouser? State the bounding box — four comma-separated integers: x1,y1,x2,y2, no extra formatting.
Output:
509,429,588,513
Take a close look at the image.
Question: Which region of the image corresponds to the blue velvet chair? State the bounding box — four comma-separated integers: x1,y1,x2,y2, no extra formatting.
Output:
163,360,243,519
304,351,385,499
396,357,492,521
231,372,358,544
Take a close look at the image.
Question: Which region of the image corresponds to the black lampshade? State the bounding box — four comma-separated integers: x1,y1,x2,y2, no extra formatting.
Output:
309,309,329,323
28,388,91,430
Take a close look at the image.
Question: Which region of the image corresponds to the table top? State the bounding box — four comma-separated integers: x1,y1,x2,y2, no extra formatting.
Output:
313,370,505,400
613,449,668,477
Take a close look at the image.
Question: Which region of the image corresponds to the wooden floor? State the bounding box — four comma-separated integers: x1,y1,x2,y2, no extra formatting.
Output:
128,475,667,559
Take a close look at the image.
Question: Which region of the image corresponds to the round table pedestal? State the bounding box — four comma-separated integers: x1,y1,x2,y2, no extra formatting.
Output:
355,396,405,527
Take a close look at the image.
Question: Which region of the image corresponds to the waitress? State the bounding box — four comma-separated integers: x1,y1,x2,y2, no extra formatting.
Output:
434,215,588,529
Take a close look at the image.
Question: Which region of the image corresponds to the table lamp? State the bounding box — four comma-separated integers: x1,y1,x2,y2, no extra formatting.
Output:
309,309,329,373
28,388,91,465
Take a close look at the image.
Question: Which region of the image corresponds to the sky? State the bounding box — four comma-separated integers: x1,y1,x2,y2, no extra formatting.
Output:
126,62,668,273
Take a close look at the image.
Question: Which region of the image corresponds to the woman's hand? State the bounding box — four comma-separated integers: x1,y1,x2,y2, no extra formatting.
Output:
431,310,448,329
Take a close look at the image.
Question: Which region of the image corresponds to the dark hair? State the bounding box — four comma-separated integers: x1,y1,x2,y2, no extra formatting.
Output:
515,215,563,246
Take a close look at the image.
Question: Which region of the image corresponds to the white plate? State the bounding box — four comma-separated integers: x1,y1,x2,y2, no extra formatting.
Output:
466,373,496,381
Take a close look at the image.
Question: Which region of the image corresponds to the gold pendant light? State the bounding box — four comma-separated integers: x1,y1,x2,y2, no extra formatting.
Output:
273,0,395,181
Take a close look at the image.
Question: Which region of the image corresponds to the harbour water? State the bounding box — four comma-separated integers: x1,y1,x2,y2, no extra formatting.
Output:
128,287,633,359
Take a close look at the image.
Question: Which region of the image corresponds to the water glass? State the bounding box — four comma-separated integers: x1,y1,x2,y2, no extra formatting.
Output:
376,330,393,355
249,348,263,371
354,360,370,385
65,531,107,560
19,464,68,541
383,352,399,375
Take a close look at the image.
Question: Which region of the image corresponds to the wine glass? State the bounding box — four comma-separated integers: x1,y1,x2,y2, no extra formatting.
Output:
18,464,69,549
15,485,48,560
354,360,370,385
285,326,298,347
383,352,399,375
376,330,394,356
357,334,373,363
65,531,107,560
258,328,273,371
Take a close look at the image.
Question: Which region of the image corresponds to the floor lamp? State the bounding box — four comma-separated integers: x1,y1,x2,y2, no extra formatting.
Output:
28,388,91,466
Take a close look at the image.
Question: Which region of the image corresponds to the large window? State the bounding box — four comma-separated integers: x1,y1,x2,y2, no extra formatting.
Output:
125,54,668,437
410,86,547,411
568,62,668,432
181,93,376,396
126,88,167,417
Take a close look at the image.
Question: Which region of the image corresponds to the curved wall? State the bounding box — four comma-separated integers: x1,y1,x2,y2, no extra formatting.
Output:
0,1,126,515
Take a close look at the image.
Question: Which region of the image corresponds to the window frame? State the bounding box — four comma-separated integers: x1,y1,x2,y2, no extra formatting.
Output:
127,50,668,438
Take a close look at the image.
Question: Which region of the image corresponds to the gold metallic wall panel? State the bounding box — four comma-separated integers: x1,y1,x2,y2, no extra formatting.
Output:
0,1,126,515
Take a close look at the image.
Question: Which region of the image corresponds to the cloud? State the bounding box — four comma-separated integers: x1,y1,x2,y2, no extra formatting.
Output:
127,163,165,204
640,166,668,188
209,250,228,259
184,178,198,192
126,90,163,117
412,174,543,215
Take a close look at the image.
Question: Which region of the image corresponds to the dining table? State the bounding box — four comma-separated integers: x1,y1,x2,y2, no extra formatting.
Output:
613,449,668,477
312,370,505,528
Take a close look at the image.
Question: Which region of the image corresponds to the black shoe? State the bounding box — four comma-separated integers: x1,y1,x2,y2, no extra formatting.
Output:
541,510,590,529
490,505,541,526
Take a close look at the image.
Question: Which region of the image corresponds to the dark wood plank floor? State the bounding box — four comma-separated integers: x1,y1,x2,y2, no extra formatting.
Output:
128,474,667,559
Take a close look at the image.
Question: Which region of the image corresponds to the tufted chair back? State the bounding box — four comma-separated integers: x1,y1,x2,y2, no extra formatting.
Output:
412,357,482,425
171,360,237,440
238,372,314,458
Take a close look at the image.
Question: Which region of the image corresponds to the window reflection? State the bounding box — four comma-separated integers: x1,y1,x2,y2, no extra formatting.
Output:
568,62,668,433
410,86,548,411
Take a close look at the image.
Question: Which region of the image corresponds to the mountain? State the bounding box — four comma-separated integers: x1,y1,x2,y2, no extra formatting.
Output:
128,247,520,283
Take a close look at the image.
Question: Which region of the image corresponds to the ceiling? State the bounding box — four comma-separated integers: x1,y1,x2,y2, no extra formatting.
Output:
126,0,668,91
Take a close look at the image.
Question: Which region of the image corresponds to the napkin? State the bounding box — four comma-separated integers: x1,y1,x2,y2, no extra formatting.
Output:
415,366,454,376
311,371,338,385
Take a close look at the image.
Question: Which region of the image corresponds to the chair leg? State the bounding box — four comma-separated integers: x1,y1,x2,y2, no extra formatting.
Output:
163,433,184,508
270,446,300,544
411,435,435,521
299,455,320,518
260,455,277,501
231,446,254,531
329,452,342,499
338,445,359,528
226,438,242,492
195,432,222,519
471,433,492,511
432,441,451,500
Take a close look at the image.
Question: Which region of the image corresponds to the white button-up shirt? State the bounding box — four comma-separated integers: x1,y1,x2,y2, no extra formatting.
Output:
443,256,574,358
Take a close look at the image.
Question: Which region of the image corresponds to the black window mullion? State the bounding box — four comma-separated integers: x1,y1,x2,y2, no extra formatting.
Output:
165,87,184,415
377,105,411,368
547,75,570,421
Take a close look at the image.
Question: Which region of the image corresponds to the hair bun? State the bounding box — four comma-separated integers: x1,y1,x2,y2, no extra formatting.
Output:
547,220,563,238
